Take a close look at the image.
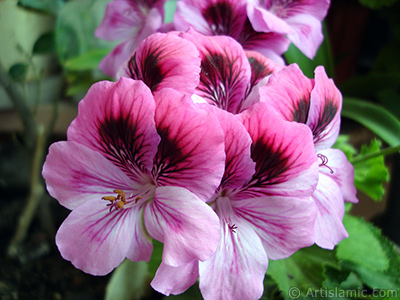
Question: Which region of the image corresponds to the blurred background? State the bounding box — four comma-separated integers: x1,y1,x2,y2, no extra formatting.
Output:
0,0,399,299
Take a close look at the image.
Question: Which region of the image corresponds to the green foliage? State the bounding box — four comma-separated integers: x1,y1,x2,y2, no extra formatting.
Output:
164,0,178,23
342,98,400,147
32,32,55,55
334,137,389,201
17,0,64,14
267,245,338,300
353,139,390,201
64,49,110,71
358,0,399,10
8,63,28,82
265,215,400,300
55,0,113,64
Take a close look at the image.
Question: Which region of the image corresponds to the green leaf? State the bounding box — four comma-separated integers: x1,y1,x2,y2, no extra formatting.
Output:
32,32,55,55
55,0,115,64
267,245,338,300
162,284,203,300
336,215,400,291
353,139,389,201
147,240,163,278
9,63,28,82
17,0,64,13
358,0,399,10
105,259,149,300
337,215,389,273
164,0,178,23
333,135,357,161
342,97,400,147
64,49,109,71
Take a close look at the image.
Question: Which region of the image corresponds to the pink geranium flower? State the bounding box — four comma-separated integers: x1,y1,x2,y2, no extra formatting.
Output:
174,0,290,64
260,64,358,249
95,0,167,77
42,77,226,276
118,30,283,113
152,103,319,299
246,0,331,59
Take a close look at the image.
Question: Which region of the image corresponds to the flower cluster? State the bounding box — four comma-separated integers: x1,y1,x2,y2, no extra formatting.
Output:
42,1,357,299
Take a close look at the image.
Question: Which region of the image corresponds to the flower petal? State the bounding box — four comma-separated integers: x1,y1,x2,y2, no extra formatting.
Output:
312,173,348,249
95,0,148,41
143,186,221,266
174,0,247,38
319,149,358,203
99,38,140,77
117,32,201,94
199,219,268,300
260,63,314,124
246,2,293,35
209,106,255,189
153,88,225,200
308,66,342,150
181,29,251,114
42,141,134,210
233,195,317,259
286,15,324,59
56,200,150,275
239,101,319,197
67,78,160,181
242,50,284,111
151,261,199,296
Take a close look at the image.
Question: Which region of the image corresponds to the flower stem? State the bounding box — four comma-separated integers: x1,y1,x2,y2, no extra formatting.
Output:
352,144,400,164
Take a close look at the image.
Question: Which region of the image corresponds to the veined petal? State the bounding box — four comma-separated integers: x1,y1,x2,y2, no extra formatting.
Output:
151,261,199,296
42,141,134,210
239,101,319,197
153,88,225,200
143,186,221,266
233,195,317,259
238,19,289,65
95,0,147,41
246,3,293,35
318,149,358,203
181,29,251,114
67,78,160,182
98,5,165,77
260,64,313,124
209,106,255,189
117,32,201,94
199,219,268,300
56,200,148,275
174,0,247,38
99,38,140,77
242,50,284,111
312,173,348,249
308,66,342,150
246,0,330,59
286,14,324,59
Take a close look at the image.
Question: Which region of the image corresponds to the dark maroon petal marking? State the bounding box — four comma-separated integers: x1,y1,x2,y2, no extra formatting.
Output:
312,101,338,142
247,135,294,189
202,1,243,36
248,56,273,88
97,112,150,179
291,98,310,124
127,51,164,92
198,50,246,113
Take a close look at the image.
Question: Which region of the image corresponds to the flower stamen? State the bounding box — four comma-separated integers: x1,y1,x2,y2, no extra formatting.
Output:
228,223,237,233
102,189,127,212
317,153,334,174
